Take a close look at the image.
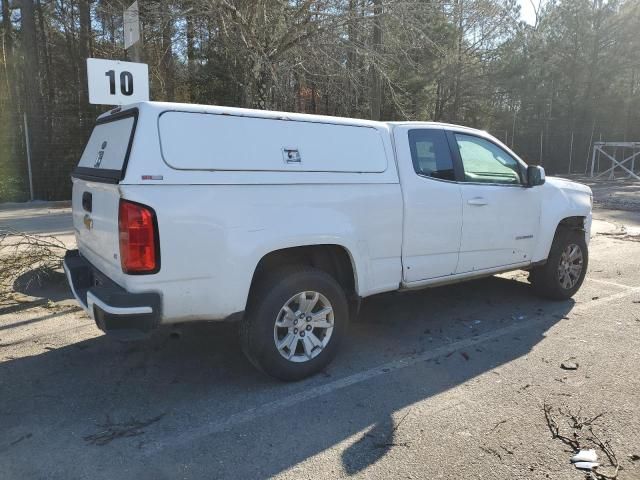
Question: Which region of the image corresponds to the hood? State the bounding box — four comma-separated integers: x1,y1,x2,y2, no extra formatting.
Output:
545,176,592,196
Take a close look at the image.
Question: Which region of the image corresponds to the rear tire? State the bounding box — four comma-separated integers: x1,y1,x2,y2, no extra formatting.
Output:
529,228,588,300
240,267,349,381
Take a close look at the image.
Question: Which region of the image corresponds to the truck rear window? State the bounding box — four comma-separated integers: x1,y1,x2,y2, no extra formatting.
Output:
73,109,138,183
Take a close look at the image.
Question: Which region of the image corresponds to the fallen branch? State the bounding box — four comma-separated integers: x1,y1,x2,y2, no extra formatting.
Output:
587,429,620,480
543,401,581,451
543,401,620,480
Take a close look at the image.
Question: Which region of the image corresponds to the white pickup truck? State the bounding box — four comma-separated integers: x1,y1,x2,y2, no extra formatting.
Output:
64,102,592,380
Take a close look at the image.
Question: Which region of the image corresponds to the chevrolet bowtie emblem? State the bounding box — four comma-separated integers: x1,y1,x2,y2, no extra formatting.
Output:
83,214,93,230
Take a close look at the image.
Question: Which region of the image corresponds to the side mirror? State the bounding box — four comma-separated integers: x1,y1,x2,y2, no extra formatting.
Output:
527,165,545,187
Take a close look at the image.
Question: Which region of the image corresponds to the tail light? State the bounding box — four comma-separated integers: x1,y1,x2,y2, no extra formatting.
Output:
118,199,160,274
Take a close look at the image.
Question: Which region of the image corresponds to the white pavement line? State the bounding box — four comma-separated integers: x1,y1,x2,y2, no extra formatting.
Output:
583,286,640,307
144,286,640,455
588,277,635,290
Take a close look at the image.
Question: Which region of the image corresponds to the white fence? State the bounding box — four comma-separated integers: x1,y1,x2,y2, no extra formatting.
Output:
590,142,640,181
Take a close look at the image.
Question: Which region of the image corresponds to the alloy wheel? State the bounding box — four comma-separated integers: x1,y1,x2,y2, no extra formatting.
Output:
273,291,334,363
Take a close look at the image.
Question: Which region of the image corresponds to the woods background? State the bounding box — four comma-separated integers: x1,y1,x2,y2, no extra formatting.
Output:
1,0,639,201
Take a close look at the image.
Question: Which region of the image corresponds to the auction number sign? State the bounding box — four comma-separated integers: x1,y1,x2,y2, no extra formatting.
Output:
105,69,134,96
87,58,149,105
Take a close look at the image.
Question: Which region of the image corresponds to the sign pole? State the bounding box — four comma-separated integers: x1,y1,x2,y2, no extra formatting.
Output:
23,112,34,201
568,131,574,174
124,1,142,62
85,5,148,107
130,40,141,63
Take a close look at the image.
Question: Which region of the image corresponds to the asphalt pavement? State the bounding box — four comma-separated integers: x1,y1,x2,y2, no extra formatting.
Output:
1,198,639,479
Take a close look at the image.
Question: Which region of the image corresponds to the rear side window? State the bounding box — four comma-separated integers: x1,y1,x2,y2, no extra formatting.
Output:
408,129,455,181
73,109,138,183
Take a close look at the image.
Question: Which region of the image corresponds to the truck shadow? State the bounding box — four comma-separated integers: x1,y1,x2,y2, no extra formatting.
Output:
0,275,575,478
10,269,73,305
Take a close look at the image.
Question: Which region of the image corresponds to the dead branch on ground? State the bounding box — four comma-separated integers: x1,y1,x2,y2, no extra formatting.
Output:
543,401,620,480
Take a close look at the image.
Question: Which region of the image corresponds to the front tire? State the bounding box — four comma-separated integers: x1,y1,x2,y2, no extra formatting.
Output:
529,228,588,300
240,267,349,381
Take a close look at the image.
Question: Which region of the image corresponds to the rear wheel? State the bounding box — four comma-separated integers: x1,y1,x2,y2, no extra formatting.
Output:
529,228,588,300
240,267,349,381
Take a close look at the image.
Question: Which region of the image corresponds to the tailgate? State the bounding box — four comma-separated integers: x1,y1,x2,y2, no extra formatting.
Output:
72,178,124,284
71,110,138,284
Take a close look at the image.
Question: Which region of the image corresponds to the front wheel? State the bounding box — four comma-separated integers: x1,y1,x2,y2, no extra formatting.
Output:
529,228,588,300
240,267,349,381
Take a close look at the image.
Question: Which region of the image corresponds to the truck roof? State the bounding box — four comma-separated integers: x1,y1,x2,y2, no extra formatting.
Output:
386,120,487,133
100,101,386,130
100,101,486,135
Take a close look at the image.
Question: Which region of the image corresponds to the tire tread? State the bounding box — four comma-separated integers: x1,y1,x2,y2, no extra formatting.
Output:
240,265,348,381
530,227,588,300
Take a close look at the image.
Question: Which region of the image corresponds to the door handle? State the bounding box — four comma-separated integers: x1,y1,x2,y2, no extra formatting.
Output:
82,191,92,212
467,197,488,206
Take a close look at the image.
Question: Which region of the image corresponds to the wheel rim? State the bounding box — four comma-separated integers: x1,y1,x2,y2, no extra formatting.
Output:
557,243,584,290
273,291,334,363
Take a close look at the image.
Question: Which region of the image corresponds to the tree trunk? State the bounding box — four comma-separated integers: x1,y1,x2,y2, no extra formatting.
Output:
1,0,19,187
626,66,635,140
35,0,54,148
78,0,91,125
186,11,195,102
434,79,443,121
451,0,464,122
346,0,357,116
161,5,175,101
1,0,12,95
1,0,17,105
580,0,603,133
310,82,317,114
370,0,382,120
252,62,268,109
20,0,47,198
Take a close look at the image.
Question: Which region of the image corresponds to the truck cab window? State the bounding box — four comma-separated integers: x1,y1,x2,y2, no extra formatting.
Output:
408,129,455,181
455,134,522,185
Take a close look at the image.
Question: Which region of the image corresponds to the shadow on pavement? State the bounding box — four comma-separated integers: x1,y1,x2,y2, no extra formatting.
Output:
0,275,574,479
10,269,73,305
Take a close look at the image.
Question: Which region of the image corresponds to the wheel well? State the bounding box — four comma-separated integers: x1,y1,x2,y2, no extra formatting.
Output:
250,245,357,297
557,216,586,232
531,216,587,268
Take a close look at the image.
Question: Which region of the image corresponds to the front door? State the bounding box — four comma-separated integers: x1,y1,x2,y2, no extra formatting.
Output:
449,132,541,273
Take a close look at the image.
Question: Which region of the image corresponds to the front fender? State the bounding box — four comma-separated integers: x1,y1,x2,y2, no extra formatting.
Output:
531,178,592,263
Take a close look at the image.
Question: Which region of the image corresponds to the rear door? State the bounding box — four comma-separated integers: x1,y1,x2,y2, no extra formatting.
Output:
449,131,541,273
71,109,138,281
394,126,463,282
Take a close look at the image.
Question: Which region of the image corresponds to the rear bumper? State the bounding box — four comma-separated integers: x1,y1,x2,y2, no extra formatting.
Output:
63,250,161,334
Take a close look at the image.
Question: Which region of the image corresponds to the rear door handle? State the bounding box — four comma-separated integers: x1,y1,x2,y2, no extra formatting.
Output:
467,197,488,206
